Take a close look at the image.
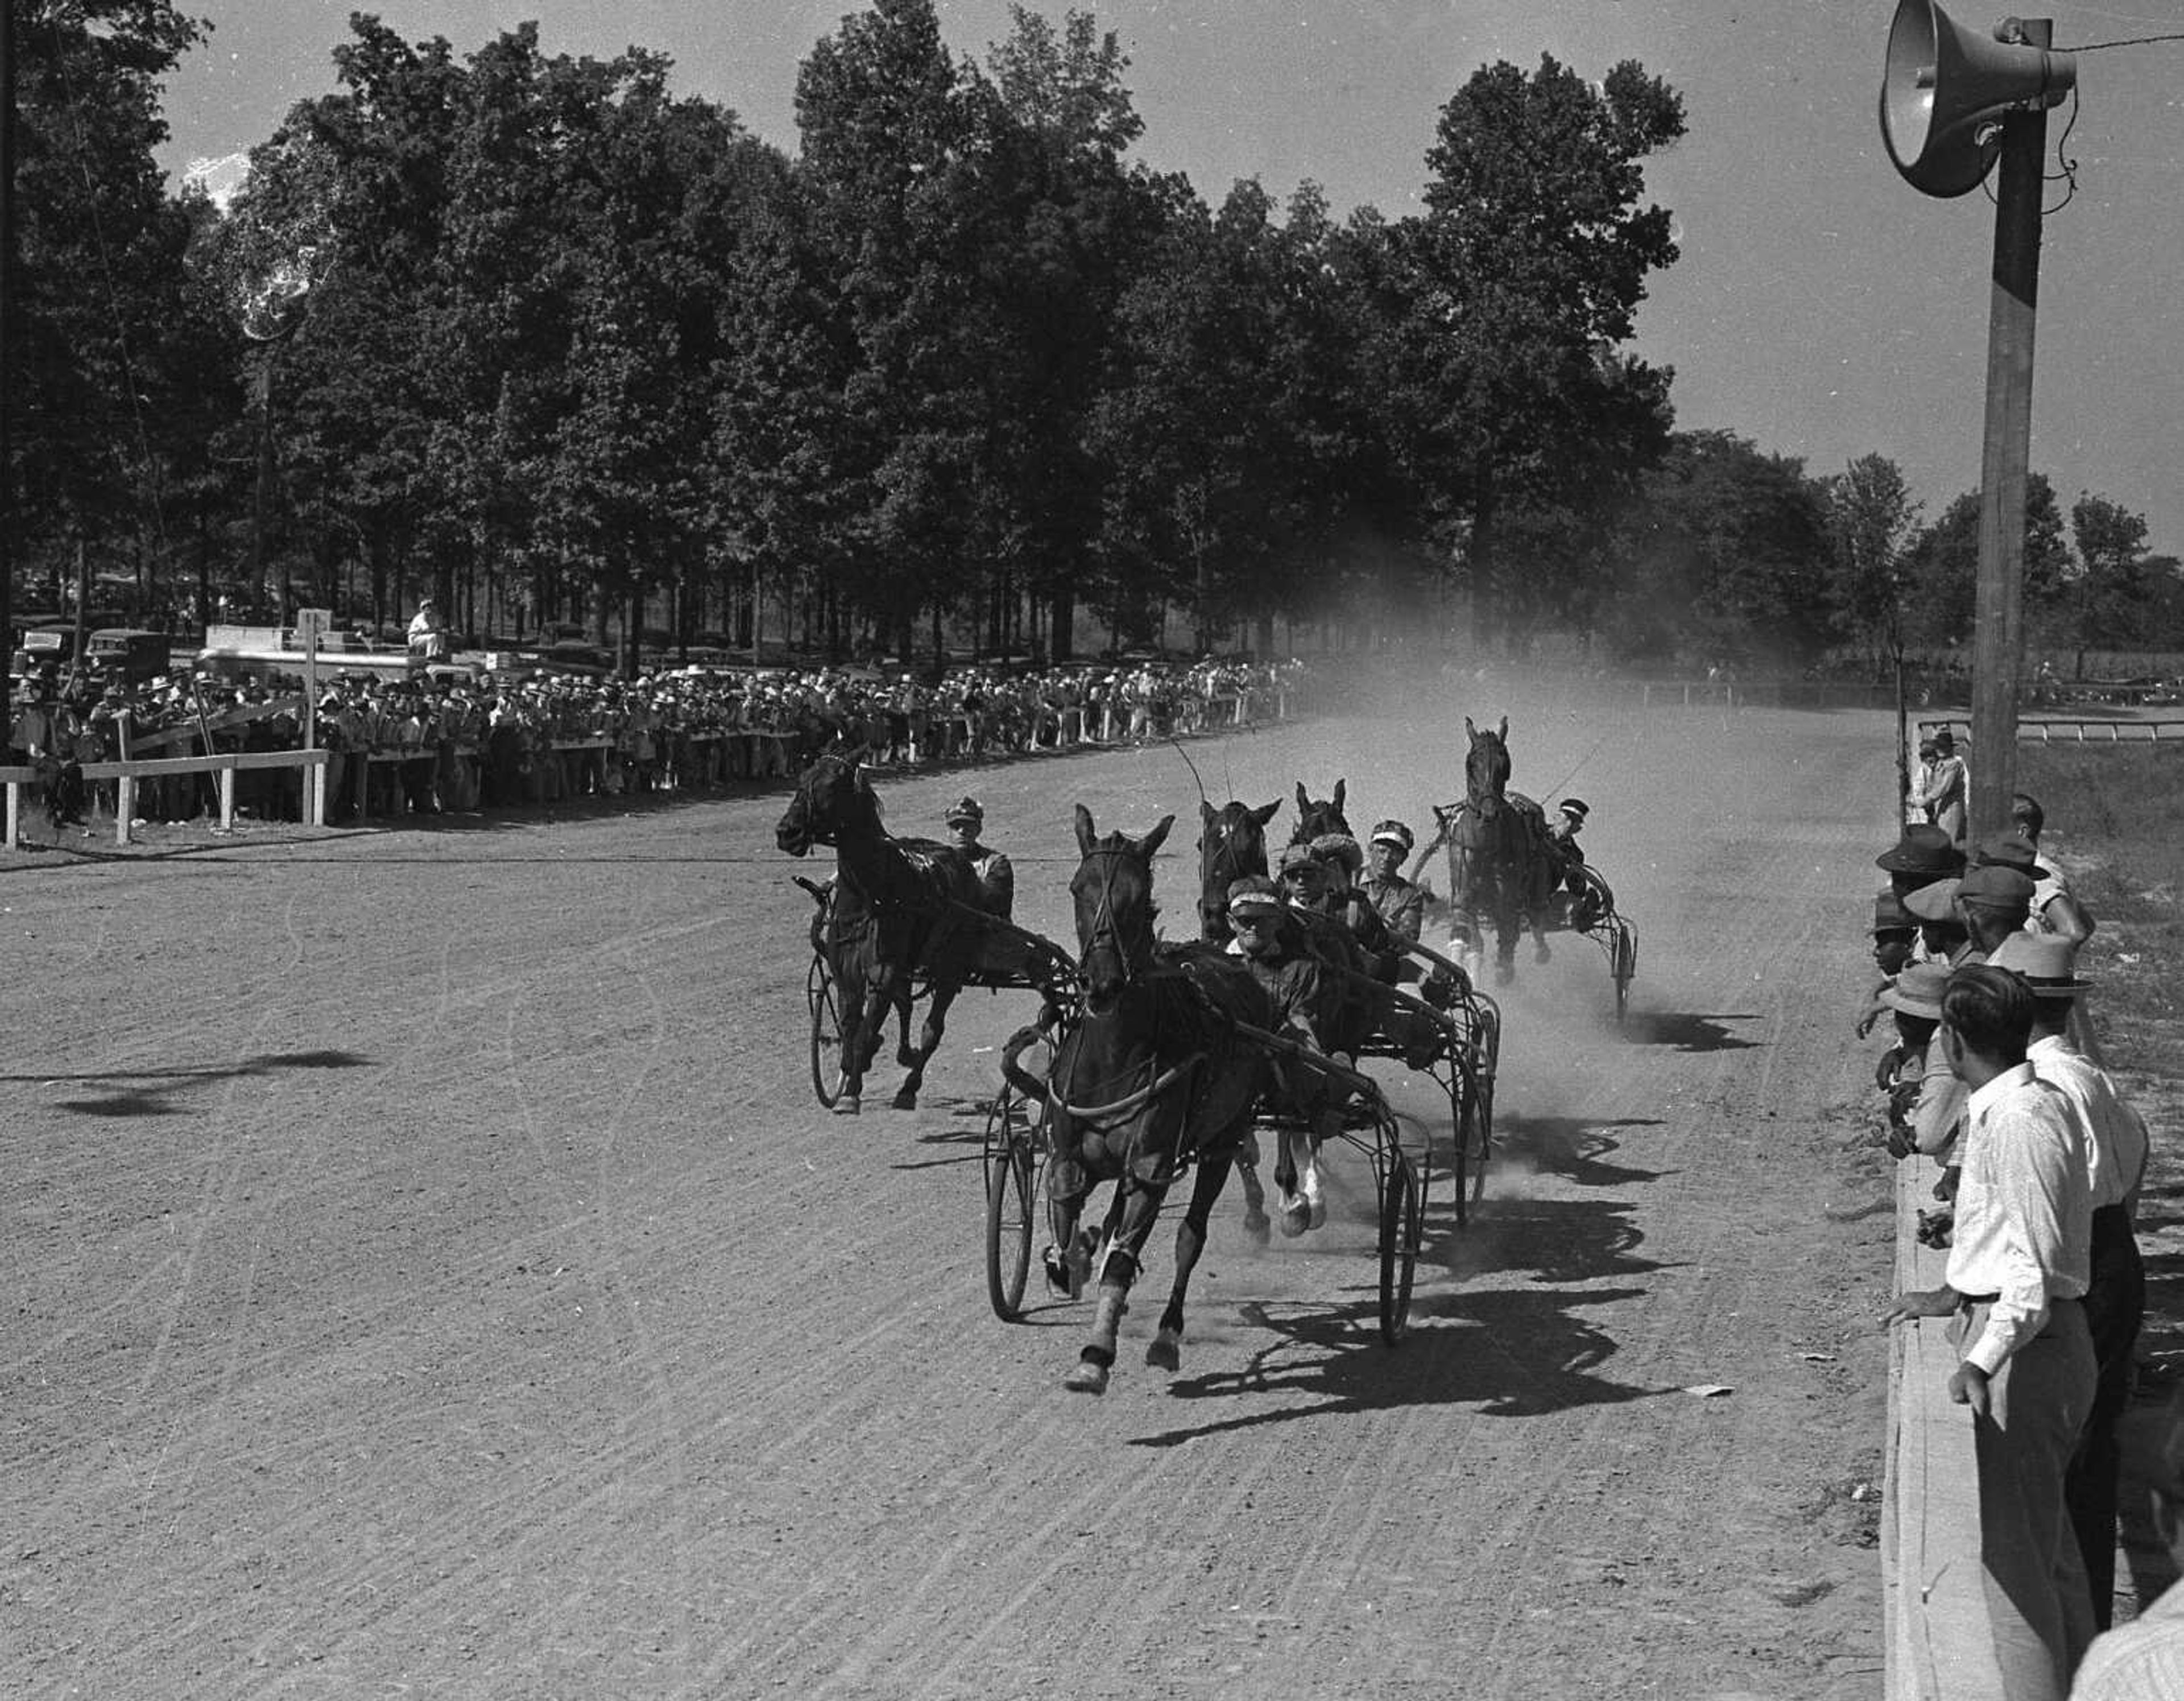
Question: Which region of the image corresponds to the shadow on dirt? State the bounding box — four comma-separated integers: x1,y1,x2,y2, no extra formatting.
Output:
1486,1115,1670,1189
1622,1010,1761,1051
1126,1279,1664,1446
24,1047,373,1118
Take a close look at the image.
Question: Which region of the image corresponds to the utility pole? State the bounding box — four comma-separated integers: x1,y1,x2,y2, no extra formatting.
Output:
1968,20,2051,845
1,0,16,736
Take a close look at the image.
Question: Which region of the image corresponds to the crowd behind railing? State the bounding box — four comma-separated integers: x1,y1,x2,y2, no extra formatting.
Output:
1868,761,2177,1698
2,656,1309,833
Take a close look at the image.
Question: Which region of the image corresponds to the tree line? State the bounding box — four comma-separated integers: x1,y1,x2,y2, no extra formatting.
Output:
5,0,2178,678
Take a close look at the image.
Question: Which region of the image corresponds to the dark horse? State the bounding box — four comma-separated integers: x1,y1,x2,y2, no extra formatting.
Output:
775,749,985,1113
1289,778,1353,850
1417,717,1553,985
1039,804,1272,1394
1195,796,1281,942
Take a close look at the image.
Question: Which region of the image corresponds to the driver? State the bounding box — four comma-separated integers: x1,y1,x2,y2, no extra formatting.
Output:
1546,799,1604,931
944,796,1014,920
1362,820,1426,947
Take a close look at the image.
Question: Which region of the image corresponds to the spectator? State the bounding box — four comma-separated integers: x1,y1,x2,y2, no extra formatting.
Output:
1885,965,2097,1701
1992,934,2149,1636
406,597,450,663
1917,726,1970,847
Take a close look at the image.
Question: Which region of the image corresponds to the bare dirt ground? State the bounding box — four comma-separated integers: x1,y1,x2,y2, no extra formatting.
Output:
4,674,1905,1700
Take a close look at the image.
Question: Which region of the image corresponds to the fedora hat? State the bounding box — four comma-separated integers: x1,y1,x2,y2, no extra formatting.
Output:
1902,878,1961,922
1986,933,2093,997
1881,962,1951,1021
1877,824,1966,876
1871,889,1915,935
1956,864,2036,911
1975,833,2051,881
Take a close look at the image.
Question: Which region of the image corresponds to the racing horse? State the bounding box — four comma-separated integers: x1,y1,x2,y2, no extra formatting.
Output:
775,749,986,1113
1195,796,1281,942
1414,717,1553,985
1033,804,1272,1394
1288,778,1353,850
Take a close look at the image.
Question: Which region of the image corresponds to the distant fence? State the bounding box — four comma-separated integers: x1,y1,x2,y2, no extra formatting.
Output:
1918,716,2184,746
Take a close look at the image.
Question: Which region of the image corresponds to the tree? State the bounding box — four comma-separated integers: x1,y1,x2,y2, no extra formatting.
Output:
2068,492,2179,652
1599,430,1834,666
1823,453,1921,672
1900,474,2070,649
9,1,225,612
1387,55,1685,646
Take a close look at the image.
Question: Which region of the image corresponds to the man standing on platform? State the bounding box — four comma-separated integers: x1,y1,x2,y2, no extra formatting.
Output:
1886,965,2096,1701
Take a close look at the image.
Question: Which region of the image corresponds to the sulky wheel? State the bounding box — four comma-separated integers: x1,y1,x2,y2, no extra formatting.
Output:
1611,922,1639,1025
1453,1064,1493,1227
983,1084,1042,1321
1378,1143,1421,1344
808,954,845,1109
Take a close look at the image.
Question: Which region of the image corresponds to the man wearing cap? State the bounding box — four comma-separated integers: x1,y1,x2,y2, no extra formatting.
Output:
1993,934,2148,1634
1855,889,1922,1039
944,797,1014,920
1875,960,1950,1159
1915,726,1969,846
1878,822,1968,903
1980,825,2096,948
1885,965,2096,1698
406,597,450,664
1363,820,1426,947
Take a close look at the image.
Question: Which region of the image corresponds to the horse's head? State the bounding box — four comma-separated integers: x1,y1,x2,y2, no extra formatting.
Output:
1464,717,1511,807
1290,779,1351,848
1072,802,1173,1010
1197,797,1280,942
775,748,872,856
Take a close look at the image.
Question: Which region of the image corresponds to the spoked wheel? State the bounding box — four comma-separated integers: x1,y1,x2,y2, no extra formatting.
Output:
1611,922,1639,1025
1452,1064,1494,1225
807,954,845,1108
1378,1143,1421,1344
983,1085,1042,1321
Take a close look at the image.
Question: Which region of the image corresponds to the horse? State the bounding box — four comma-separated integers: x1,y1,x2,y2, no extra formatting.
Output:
1195,796,1281,942
1035,804,1272,1395
1289,778,1353,850
775,748,986,1113
1416,716,1554,985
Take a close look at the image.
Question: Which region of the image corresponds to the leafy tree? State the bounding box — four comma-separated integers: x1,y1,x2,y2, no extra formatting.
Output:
1899,474,2070,648
2067,492,2181,652
1599,430,1834,666
794,0,996,657
1822,453,1921,672
7,1,224,614
1387,55,1685,645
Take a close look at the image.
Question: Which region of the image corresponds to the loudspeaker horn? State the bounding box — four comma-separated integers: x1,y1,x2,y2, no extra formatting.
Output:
1880,1,2077,197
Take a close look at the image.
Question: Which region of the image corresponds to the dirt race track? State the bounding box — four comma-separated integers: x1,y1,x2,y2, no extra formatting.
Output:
6,672,1906,1700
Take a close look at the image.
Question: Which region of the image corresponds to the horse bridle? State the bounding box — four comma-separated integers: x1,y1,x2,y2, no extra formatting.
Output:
1075,845,1153,989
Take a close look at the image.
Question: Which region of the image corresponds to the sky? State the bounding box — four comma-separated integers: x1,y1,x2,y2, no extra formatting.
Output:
151,1,2184,559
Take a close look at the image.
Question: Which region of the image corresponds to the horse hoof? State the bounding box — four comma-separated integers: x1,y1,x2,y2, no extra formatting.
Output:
1278,1198,1309,1238
1308,1198,1328,1231
1146,1333,1181,1372
1495,962,1516,987
891,1089,918,1111
1534,940,1552,964
834,1096,862,1116
1243,1208,1271,1241
1064,1361,1111,1396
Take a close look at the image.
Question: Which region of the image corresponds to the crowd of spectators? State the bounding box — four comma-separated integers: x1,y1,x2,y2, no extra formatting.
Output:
1868,790,2170,1699
3,655,1309,833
